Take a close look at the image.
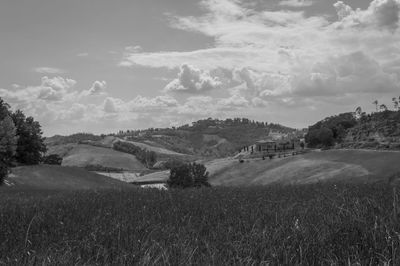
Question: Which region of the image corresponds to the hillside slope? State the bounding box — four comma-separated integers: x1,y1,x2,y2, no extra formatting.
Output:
5,165,127,190
136,150,400,186
60,144,147,171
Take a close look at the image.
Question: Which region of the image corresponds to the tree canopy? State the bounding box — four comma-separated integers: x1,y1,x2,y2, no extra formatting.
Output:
167,162,211,188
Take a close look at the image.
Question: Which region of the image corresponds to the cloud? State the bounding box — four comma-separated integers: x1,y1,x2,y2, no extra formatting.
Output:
121,0,400,111
103,97,121,113
81,80,107,97
279,0,313,7
77,52,89,57
164,64,221,93
0,76,77,103
34,67,66,74
333,0,400,31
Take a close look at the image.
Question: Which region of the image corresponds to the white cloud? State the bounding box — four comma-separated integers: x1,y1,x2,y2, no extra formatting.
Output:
164,64,221,93
34,67,66,74
80,80,107,97
121,0,400,111
333,0,400,31
279,0,313,7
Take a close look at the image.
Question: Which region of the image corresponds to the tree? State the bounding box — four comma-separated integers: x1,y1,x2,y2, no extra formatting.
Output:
167,162,211,188
12,110,47,165
392,98,399,110
0,116,17,185
380,104,388,112
373,100,378,112
0,98,11,120
0,116,18,165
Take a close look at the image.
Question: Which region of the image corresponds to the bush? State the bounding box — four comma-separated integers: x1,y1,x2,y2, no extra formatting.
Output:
0,162,8,185
42,154,63,165
167,162,211,188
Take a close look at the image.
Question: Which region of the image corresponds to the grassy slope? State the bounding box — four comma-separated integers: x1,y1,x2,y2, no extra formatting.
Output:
61,144,146,171
211,149,400,186
5,165,128,190
1,184,399,265
136,149,400,185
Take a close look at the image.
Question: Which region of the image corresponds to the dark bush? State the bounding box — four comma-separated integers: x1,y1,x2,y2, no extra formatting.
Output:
0,161,9,185
42,154,63,165
167,162,211,188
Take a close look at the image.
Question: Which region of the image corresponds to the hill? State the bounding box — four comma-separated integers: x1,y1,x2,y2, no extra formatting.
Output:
306,110,400,150
135,150,400,186
117,118,300,158
4,165,127,190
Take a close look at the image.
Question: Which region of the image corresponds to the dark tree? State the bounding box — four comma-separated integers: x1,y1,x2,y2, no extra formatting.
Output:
12,110,47,165
167,162,211,188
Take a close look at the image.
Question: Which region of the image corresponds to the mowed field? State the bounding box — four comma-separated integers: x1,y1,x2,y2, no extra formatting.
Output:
4,165,128,190
136,149,400,185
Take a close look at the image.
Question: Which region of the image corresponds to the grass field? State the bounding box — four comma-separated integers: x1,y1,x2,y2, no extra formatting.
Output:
5,165,127,190
60,144,147,171
1,183,400,265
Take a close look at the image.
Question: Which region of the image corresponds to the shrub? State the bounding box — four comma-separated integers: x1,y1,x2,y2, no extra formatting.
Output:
42,154,63,165
0,161,9,185
167,162,211,188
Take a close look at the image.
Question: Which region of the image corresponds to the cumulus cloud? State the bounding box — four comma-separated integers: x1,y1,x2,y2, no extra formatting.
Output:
0,76,77,103
120,0,400,115
82,80,107,97
279,0,313,7
164,64,221,94
334,0,400,31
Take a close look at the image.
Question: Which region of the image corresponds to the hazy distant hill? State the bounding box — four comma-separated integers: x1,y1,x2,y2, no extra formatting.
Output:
117,118,299,157
45,118,299,167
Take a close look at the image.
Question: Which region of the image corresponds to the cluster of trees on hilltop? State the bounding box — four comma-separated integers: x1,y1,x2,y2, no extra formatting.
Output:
0,98,46,184
45,133,103,146
306,97,400,148
305,113,357,148
114,118,295,137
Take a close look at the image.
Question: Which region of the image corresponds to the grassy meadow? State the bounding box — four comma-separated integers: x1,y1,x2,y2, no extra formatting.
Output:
1,183,400,265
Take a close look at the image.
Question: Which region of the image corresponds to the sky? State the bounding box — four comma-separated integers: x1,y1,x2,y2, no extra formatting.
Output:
0,0,399,136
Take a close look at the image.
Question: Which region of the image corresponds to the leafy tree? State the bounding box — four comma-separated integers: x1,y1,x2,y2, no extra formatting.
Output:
0,116,17,185
380,104,388,112
0,98,11,120
373,100,378,112
392,98,399,110
12,110,47,165
167,162,211,188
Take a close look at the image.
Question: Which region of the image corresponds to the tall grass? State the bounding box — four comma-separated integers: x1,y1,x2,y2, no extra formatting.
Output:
1,183,399,265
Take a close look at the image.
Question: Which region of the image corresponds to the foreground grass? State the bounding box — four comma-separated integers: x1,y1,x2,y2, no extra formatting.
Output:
1,184,400,265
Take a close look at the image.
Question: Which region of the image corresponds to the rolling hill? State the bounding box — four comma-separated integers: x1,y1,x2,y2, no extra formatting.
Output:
4,165,128,190
135,149,400,186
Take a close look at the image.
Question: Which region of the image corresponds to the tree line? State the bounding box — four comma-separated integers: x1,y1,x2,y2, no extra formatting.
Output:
0,98,46,184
